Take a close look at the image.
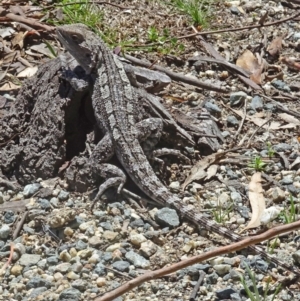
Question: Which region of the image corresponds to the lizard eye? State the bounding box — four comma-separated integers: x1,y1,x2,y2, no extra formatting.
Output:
85,53,91,58
71,34,80,42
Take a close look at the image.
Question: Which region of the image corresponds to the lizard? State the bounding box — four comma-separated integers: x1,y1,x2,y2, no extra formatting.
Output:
56,23,300,277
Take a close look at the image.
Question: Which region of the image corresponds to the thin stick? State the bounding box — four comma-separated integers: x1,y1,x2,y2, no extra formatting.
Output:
95,219,300,301
176,12,300,40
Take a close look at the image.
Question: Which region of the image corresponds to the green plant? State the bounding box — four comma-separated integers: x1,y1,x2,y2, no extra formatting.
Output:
147,26,160,42
211,199,233,224
266,142,275,158
146,26,185,54
48,0,103,28
170,0,212,27
266,236,279,255
280,195,296,224
239,263,282,301
248,156,267,172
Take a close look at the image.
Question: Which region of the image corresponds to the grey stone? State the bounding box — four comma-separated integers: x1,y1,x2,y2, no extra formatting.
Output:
213,264,231,276
68,216,85,228
47,256,59,265
112,260,130,272
19,254,41,266
230,292,242,301
221,131,231,138
274,143,292,152
154,207,180,227
129,218,145,228
29,287,47,298
230,192,242,203
50,197,59,207
226,168,239,179
264,103,275,111
23,183,41,197
230,91,247,107
280,177,293,185
108,202,124,210
71,279,87,291
0,224,10,239
287,185,299,195
99,222,113,231
169,181,180,192
65,199,74,207
58,288,81,301
26,277,52,289
229,269,242,281
206,271,218,284
204,102,221,116
227,115,239,126
292,250,300,265
250,95,263,111
58,190,69,200
55,262,71,273
37,259,47,269
38,198,51,210
293,32,300,41
230,6,241,15
125,250,150,268
70,261,83,273
4,211,15,224
23,225,35,235
101,252,113,262
271,80,290,92
216,288,237,299
94,263,106,276
75,240,88,250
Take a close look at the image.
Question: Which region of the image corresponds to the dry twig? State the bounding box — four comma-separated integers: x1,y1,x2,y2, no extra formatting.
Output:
95,220,300,301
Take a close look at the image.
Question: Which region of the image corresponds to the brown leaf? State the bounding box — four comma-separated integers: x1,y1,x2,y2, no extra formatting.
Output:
243,172,265,231
183,152,230,189
278,113,300,125
236,50,263,84
205,164,218,180
280,57,300,71
267,36,282,57
11,31,27,49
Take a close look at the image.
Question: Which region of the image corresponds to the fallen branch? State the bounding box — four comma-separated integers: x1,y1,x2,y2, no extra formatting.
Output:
177,11,300,40
95,219,300,301
124,54,228,93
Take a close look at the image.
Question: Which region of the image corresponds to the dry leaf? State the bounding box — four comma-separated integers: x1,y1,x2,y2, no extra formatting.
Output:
11,31,27,49
183,152,226,189
267,36,283,57
236,49,264,84
278,113,300,125
280,57,300,71
17,66,38,78
243,172,265,231
0,81,20,91
205,164,218,180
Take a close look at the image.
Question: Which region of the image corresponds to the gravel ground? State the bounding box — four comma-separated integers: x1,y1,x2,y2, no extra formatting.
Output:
1,1,300,301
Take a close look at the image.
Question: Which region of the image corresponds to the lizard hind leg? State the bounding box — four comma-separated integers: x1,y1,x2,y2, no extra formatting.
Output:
91,163,126,211
135,118,190,164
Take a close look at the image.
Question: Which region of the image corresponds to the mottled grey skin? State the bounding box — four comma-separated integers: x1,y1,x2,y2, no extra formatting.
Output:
56,24,299,276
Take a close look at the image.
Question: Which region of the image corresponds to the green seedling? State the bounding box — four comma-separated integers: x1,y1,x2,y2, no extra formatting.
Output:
280,195,296,224
239,263,281,301
248,156,267,172
266,142,275,158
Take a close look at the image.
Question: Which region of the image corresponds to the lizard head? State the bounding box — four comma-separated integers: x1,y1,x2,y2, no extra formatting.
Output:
56,24,97,74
